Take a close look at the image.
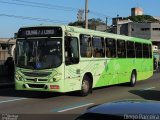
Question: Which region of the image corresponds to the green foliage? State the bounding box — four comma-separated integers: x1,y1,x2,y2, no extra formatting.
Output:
68,21,85,27
68,18,105,29
127,15,158,22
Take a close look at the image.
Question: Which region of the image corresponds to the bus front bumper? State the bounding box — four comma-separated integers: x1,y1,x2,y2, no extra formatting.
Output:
15,81,64,93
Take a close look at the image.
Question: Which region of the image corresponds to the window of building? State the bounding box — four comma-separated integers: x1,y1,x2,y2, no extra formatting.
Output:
135,43,142,58
80,34,92,57
141,28,150,31
105,38,116,58
117,39,126,58
65,37,79,65
127,41,135,58
1,44,7,50
93,37,105,58
143,44,149,58
152,28,160,31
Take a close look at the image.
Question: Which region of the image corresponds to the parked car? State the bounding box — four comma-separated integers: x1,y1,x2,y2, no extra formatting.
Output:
75,100,160,120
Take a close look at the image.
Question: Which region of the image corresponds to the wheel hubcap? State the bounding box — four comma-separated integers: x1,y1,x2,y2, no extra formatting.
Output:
82,80,89,93
132,74,136,84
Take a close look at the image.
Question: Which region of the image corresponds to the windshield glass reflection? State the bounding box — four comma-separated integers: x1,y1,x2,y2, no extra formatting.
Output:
16,38,62,69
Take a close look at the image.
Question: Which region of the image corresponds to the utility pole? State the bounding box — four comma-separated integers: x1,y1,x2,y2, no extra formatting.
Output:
85,0,88,29
106,17,108,32
117,14,119,34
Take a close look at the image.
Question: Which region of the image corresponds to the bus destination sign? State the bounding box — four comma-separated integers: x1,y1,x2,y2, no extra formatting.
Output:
25,29,55,36
18,27,62,38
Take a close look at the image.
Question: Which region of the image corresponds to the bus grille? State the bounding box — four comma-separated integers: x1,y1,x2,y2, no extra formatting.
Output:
28,84,45,88
26,79,48,82
22,72,51,77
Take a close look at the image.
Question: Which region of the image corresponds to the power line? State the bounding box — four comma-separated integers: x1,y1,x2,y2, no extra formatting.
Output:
11,0,113,19
0,13,69,23
11,0,78,11
0,0,113,20
90,11,112,19
0,0,77,12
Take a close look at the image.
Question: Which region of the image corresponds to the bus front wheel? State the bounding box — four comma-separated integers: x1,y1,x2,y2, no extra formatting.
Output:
130,71,136,87
79,76,91,96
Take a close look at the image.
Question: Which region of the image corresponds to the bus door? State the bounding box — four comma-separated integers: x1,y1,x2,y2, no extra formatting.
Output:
64,36,81,92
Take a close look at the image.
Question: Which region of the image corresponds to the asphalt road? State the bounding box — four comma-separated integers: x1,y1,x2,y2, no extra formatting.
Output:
0,73,159,120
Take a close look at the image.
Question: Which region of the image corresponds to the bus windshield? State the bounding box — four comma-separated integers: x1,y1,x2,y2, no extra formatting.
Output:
16,38,62,69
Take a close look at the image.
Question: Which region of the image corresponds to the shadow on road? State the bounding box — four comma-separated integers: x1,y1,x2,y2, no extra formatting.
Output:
0,87,65,99
129,90,160,101
0,86,83,99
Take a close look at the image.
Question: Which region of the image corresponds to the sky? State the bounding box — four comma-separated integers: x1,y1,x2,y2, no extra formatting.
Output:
0,0,159,38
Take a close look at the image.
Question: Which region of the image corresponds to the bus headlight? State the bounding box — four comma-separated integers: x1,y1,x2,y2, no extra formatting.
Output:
15,74,19,81
15,74,23,81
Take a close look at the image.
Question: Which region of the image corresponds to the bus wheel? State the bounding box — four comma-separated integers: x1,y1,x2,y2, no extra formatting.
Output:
80,76,91,96
130,72,136,87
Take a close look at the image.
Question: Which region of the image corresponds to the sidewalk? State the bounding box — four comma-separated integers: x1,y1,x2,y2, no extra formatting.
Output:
0,76,14,88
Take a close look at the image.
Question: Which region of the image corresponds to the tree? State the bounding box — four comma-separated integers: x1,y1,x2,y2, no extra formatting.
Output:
77,9,84,22
68,18,105,30
127,15,158,23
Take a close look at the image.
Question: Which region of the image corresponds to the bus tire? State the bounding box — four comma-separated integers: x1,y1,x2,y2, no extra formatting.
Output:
129,71,136,87
79,76,91,96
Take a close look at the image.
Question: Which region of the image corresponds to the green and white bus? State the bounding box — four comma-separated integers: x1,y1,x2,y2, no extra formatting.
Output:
15,25,153,96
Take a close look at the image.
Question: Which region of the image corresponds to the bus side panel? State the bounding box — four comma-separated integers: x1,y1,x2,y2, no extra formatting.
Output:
91,59,110,88
138,58,153,81
64,64,82,92
71,59,108,89
94,59,119,87
118,59,133,84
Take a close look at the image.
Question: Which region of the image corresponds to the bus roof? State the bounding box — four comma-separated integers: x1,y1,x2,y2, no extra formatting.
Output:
65,25,152,44
19,25,152,44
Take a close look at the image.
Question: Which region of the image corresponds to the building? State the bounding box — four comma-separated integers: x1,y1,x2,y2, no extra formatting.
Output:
114,22,160,46
112,17,133,34
0,38,16,64
153,16,160,22
96,25,107,32
110,7,160,49
131,7,143,16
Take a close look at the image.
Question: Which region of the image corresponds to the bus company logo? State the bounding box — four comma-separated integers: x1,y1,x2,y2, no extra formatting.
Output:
34,78,38,82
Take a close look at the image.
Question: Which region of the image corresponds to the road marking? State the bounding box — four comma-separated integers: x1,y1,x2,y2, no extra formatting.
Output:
57,103,94,113
140,87,155,91
0,98,27,104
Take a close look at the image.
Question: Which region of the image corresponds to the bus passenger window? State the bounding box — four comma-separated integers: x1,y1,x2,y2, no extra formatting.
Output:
65,37,79,65
93,37,105,58
105,38,116,58
80,34,92,58
143,44,149,58
127,41,135,58
135,43,142,58
117,39,126,58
